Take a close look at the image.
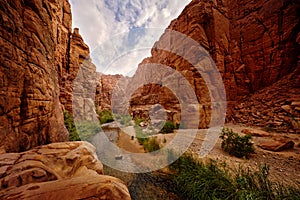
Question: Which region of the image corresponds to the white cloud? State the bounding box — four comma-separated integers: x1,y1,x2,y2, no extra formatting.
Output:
162,8,171,18
69,0,191,75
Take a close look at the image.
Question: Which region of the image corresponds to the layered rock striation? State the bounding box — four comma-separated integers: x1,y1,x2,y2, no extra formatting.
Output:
127,0,299,130
0,0,99,153
95,73,125,112
0,142,131,199
0,0,71,152
60,27,98,122
59,26,98,117
0,0,131,198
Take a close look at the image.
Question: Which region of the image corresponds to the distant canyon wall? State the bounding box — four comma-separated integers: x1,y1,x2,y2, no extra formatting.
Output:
126,0,299,130
86,0,299,132
59,27,98,122
95,74,125,112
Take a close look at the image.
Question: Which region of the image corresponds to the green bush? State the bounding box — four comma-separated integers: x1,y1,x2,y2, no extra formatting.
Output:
134,118,144,126
143,137,160,152
63,111,101,141
134,125,160,152
76,121,101,141
63,111,80,141
160,121,175,134
169,153,300,200
97,109,114,124
219,128,255,159
119,115,132,126
135,125,148,145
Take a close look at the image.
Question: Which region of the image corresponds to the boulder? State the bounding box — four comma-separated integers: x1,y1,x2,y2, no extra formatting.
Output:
0,174,130,200
0,141,131,200
258,138,295,152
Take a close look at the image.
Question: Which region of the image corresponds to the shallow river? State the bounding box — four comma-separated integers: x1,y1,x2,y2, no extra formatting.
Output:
104,166,180,200
92,124,181,200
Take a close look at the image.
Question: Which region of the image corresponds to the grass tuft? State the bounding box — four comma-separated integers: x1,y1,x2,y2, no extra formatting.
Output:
169,153,300,200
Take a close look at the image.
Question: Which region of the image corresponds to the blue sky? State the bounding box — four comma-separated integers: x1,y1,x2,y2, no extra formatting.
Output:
69,0,190,76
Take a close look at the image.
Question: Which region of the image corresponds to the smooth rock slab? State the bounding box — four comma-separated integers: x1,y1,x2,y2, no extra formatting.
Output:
0,141,131,200
0,174,130,200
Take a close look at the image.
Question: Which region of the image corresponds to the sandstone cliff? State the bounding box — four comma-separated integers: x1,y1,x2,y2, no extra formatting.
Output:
0,0,131,198
0,0,100,153
59,28,89,113
59,27,98,122
128,0,299,131
232,67,300,133
0,0,71,152
95,73,124,112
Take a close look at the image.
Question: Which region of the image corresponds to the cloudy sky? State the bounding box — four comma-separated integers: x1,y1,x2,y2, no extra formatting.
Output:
69,0,190,76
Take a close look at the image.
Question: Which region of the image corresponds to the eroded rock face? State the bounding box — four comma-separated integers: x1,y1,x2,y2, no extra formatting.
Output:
59,28,96,115
0,0,101,152
95,73,125,112
0,0,71,152
0,141,131,200
127,0,299,129
233,69,300,133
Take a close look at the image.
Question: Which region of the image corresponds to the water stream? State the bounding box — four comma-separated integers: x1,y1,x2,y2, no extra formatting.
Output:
104,166,180,200
94,124,181,200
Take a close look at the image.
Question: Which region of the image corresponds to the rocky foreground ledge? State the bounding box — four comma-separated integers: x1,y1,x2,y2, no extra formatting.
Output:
0,142,131,200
